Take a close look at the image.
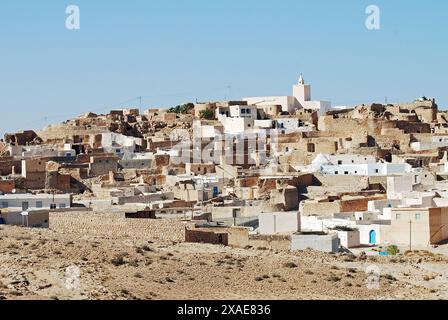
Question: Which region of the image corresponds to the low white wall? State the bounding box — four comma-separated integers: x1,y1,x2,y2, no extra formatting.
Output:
258,211,300,235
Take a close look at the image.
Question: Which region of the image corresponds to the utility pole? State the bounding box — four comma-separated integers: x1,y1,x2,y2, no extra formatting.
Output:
225,85,231,101
139,96,142,115
51,189,56,210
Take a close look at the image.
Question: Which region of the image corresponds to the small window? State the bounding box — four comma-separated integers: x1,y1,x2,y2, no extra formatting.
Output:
338,160,343,165
1,202,8,209
375,169,379,173
335,171,339,175
59,203,66,209
36,201,43,208
241,109,246,114
344,171,349,175
415,213,422,221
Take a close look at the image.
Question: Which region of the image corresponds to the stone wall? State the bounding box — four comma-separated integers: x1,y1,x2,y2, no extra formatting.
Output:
0,158,14,176
49,211,187,242
185,227,249,247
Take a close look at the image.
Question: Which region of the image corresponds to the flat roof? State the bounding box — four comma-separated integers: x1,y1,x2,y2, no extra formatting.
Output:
0,193,71,200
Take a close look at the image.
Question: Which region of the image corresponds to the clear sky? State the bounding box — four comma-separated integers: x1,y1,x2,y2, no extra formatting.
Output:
1,0,447,136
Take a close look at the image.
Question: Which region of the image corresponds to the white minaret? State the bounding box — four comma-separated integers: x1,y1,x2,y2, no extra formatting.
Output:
293,74,311,107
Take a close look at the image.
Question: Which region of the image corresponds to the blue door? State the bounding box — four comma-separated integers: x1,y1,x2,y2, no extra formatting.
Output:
369,230,376,244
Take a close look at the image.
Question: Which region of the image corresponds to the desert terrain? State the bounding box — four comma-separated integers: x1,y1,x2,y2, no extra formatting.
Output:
0,211,447,300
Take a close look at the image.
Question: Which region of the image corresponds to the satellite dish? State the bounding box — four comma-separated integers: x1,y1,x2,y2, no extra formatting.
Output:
158,203,164,209
12,189,16,194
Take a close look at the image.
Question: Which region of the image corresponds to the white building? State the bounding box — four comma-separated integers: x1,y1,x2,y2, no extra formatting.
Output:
300,215,384,246
258,211,300,235
8,144,76,158
307,154,378,172
0,193,72,211
244,75,331,115
335,229,361,248
193,120,222,139
216,104,258,120
321,163,412,176
273,118,315,134
245,96,298,114
101,133,143,157
306,153,411,176
387,175,414,200
411,136,448,151
216,105,258,134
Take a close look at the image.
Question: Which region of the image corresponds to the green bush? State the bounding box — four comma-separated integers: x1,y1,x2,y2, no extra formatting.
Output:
199,108,215,120
168,103,194,114
386,245,400,256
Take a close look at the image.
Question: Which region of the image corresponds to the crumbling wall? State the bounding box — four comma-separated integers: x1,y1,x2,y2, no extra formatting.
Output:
4,130,40,146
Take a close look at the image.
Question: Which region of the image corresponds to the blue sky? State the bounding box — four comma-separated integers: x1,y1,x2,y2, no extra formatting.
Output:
1,0,447,136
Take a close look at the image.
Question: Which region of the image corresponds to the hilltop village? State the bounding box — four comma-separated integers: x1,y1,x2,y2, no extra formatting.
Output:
1,77,448,299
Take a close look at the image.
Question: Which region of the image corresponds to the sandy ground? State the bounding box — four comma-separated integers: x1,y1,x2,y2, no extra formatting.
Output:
0,218,446,300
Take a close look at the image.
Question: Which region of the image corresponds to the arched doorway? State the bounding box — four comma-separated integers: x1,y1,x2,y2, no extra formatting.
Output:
369,230,376,244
